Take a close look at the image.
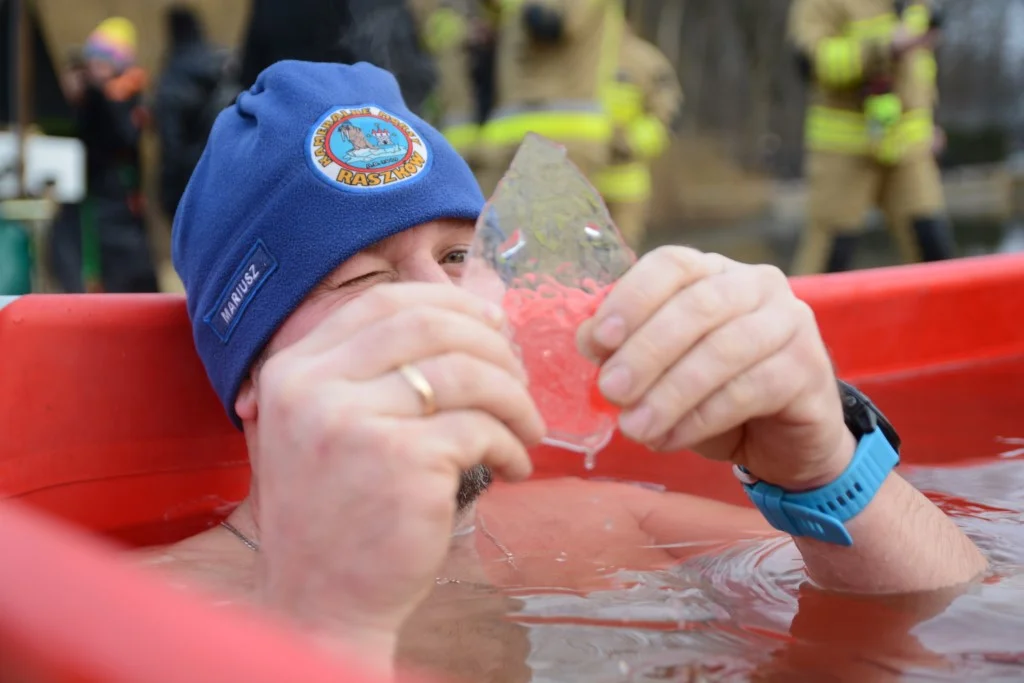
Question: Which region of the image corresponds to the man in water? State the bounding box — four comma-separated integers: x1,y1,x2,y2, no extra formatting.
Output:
161,60,986,679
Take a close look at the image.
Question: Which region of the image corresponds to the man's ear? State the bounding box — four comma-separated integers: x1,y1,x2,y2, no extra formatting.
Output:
235,377,258,422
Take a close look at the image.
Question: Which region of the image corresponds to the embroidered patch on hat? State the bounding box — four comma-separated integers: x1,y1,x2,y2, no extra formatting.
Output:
307,105,432,192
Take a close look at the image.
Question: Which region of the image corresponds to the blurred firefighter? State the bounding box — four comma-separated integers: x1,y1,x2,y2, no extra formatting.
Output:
474,0,626,197
788,0,956,275
51,17,159,293
408,0,481,158
154,5,232,220
471,0,502,129
594,25,682,251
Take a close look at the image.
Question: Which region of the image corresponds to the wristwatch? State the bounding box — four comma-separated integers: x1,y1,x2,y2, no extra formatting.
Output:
735,380,901,547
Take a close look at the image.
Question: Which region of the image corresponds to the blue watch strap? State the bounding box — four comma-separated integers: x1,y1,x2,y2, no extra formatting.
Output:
740,428,900,546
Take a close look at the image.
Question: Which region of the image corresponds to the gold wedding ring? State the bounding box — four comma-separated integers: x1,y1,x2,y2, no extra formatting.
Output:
398,364,437,416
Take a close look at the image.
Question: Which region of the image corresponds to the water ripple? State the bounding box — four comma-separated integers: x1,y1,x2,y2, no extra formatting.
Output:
508,536,803,681
421,461,1024,681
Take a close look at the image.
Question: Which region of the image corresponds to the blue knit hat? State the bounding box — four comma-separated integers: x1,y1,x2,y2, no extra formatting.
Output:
172,60,485,427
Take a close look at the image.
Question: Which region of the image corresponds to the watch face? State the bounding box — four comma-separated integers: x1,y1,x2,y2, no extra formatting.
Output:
838,380,902,453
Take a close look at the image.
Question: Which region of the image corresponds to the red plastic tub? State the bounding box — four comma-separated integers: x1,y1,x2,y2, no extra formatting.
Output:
2,253,1024,682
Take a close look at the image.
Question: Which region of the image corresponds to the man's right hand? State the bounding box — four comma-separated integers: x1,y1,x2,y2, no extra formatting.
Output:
248,284,544,663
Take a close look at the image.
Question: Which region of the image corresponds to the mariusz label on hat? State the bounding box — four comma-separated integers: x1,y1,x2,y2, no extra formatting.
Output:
205,241,278,342
307,105,432,192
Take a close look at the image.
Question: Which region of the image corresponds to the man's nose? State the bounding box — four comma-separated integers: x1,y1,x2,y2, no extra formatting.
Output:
400,256,453,285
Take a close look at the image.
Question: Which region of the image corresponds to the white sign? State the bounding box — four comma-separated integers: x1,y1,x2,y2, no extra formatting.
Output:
0,132,86,203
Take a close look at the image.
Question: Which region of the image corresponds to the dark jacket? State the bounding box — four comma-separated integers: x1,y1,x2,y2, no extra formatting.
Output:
53,69,158,293
154,39,229,217
76,75,146,202
238,0,436,115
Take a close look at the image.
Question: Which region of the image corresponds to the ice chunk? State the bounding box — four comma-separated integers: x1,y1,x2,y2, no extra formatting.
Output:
462,134,636,463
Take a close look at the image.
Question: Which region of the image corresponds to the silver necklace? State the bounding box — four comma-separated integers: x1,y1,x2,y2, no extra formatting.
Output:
220,520,260,552
219,520,493,590
220,520,480,554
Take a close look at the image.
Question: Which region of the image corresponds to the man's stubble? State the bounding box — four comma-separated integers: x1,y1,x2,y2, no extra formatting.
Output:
457,465,492,511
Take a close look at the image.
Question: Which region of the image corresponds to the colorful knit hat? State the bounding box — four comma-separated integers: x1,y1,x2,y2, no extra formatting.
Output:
83,17,137,68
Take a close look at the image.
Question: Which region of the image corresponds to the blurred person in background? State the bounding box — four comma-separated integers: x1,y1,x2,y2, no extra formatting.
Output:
594,22,682,252
238,0,354,89
344,0,439,116
239,0,436,116
469,0,501,131
51,17,159,293
473,0,627,196
408,0,482,160
154,5,233,221
788,0,957,275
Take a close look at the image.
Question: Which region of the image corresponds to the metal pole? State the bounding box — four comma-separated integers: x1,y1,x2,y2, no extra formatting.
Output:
10,0,50,293
15,0,34,199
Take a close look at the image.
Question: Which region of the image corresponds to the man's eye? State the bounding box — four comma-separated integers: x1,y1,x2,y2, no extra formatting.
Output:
442,249,468,265
335,271,389,288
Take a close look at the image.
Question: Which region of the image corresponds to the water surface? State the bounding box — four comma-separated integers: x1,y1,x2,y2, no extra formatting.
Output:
416,354,1024,682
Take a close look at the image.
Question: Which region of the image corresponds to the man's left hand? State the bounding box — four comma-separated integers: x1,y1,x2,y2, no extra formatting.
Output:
578,247,853,490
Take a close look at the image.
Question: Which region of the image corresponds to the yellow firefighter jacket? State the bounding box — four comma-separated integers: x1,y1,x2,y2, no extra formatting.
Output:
479,0,625,156
788,0,939,164
409,0,481,154
595,29,682,204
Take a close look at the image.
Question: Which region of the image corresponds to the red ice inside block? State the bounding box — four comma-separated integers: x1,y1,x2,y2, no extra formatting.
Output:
503,276,618,457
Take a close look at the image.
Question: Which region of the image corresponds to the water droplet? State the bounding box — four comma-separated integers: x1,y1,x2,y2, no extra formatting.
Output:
584,448,597,471
434,577,461,585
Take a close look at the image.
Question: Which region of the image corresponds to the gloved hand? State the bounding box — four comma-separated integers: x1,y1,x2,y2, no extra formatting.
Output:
522,2,564,42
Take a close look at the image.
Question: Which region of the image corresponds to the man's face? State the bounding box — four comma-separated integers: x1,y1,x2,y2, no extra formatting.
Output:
259,220,475,351
242,219,493,509
86,57,117,84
